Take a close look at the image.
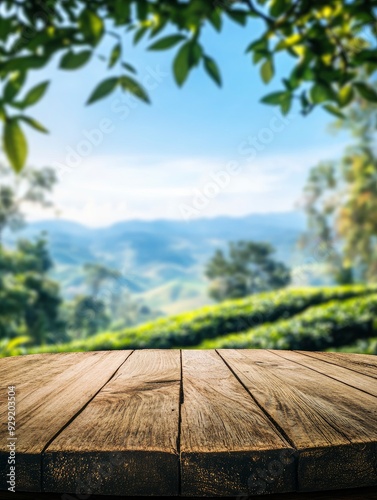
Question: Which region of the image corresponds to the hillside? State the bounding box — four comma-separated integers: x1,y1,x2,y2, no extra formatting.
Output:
5,212,313,314
18,284,377,356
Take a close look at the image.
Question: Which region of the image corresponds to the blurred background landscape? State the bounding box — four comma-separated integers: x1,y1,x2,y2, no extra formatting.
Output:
5,211,308,316
1,1,377,356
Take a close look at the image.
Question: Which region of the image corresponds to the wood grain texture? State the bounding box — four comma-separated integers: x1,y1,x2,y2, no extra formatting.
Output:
219,349,377,492
0,351,130,492
1,486,377,500
252,485,377,499
43,350,181,497
298,351,377,379
180,350,295,497
278,351,377,398
1,350,377,497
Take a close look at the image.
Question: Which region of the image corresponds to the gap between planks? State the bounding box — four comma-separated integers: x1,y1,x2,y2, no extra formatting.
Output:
40,351,135,492
6,350,377,496
40,350,297,497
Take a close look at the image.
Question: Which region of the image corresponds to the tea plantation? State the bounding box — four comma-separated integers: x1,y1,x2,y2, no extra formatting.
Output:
17,284,377,356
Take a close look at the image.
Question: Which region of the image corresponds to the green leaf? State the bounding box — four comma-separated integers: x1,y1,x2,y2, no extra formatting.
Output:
120,76,150,103
260,59,274,84
3,72,26,102
86,77,119,105
280,95,292,115
282,77,297,91
190,42,203,67
149,19,168,38
353,49,377,64
253,51,267,64
109,43,121,68
114,0,130,25
261,91,289,105
261,90,291,114
275,34,302,51
338,85,354,107
354,82,377,103
323,104,345,119
3,119,28,173
137,0,148,21
121,62,137,74
22,81,50,108
18,116,49,134
79,10,104,43
2,55,49,73
133,26,148,45
5,336,31,351
270,0,287,17
226,9,248,26
310,83,334,104
203,56,222,86
0,17,13,42
208,9,222,32
60,50,92,70
246,38,268,54
148,34,186,51
173,42,191,86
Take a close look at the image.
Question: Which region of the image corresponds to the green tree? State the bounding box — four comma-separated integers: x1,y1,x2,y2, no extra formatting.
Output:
205,240,291,301
0,164,56,241
0,161,63,350
83,263,121,297
300,92,377,283
107,289,163,330
2,1,377,171
79,264,161,331
0,238,63,345
62,262,120,338
65,295,110,339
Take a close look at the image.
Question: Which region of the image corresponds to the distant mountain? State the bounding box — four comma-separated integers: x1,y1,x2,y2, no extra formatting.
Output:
4,212,308,313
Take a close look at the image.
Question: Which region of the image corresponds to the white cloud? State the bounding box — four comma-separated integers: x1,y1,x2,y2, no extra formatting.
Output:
24,143,346,227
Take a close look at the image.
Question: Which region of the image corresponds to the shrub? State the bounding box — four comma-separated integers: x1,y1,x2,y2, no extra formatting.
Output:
199,294,377,350
331,338,377,354
27,285,377,353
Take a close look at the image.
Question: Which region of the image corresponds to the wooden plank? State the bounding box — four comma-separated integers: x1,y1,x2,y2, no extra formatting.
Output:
277,351,377,398
0,351,130,492
253,485,377,499
0,353,73,386
0,353,97,407
43,350,181,497
298,351,377,379
180,350,295,497
1,486,377,500
219,349,377,493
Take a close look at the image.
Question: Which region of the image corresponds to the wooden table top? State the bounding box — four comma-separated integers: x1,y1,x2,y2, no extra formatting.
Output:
0,350,376,498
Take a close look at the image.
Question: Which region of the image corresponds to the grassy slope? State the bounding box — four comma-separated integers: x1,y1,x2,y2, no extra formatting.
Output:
199,293,377,350
26,284,377,354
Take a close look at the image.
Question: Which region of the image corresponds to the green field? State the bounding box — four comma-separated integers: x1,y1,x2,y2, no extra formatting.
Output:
10,284,376,357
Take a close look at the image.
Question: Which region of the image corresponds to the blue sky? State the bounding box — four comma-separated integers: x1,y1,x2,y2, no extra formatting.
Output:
14,18,347,226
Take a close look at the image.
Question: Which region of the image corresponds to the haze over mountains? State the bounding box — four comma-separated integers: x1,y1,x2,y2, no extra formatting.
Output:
6,212,328,315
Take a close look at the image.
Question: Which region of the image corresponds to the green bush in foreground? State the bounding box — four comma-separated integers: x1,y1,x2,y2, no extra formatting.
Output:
27,285,377,353
200,294,377,351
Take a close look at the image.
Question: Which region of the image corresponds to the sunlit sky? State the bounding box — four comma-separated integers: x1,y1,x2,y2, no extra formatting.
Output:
7,18,348,227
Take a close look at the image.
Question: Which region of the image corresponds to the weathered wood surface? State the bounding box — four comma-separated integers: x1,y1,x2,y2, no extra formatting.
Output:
0,350,376,497
1,485,377,500
0,351,130,491
220,350,377,493
298,351,377,379
180,350,295,496
43,350,181,496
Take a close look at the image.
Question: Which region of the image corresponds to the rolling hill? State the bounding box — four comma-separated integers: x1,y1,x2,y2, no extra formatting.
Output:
5,211,312,314
22,284,377,355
